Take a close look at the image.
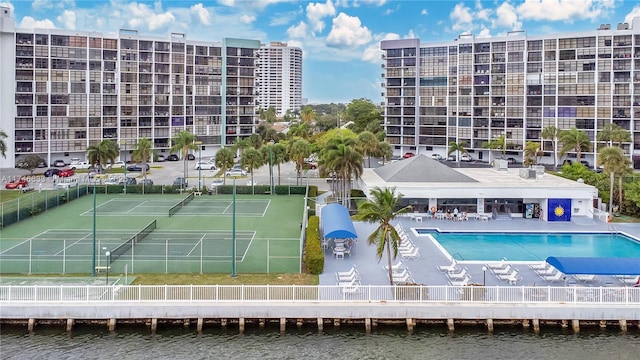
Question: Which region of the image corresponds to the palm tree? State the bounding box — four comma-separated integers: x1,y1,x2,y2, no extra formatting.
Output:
447,141,468,167
597,123,631,148
271,142,288,185
482,134,506,165
0,129,7,158
241,148,263,193
87,140,119,172
233,136,251,158
559,128,591,163
356,131,378,168
170,130,198,182
324,137,363,207
214,147,235,185
598,146,627,214
523,141,542,167
300,106,316,124
131,137,153,180
288,138,311,185
541,126,560,168
355,187,413,285
374,141,393,165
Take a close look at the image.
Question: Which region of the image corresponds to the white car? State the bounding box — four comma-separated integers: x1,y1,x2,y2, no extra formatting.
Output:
225,168,247,177
195,162,217,170
107,161,126,169
209,179,224,189
69,161,92,170
56,180,78,189
460,153,473,162
431,154,443,161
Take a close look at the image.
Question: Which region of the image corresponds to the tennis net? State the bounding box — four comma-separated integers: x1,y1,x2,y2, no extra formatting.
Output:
109,219,157,263
168,192,196,216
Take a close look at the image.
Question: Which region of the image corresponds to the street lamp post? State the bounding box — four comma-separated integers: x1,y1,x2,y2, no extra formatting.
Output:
91,179,97,277
195,141,202,191
482,266,487,286
120,139,127,194
269,141,274,195
231,178,237,277
105,251,111,285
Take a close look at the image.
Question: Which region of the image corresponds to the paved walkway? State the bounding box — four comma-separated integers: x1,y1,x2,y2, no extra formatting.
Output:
320,216,640,287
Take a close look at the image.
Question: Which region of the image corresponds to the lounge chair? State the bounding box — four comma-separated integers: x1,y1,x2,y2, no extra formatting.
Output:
392,272,414,283
336,272,360,284
336,266,359,281
619,275,640,286
497,270,521,284
449,275,471,286
383,260,405,272
492,265,513,275
529,261,548,271
534,267,557,276
341,283,362,294
447,267,468,280
400,247,420,260
437,260,458,273
487,259,508,271
338,277,360,287
573,274,599,283
541,271,565,283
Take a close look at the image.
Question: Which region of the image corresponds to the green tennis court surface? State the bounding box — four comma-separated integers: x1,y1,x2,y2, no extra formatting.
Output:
0,193,305,275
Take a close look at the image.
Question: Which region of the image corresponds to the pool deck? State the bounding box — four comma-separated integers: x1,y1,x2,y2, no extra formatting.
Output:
320,216,640,287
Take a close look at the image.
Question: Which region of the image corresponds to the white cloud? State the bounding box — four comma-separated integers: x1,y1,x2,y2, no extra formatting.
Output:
306,0,336,33
624,5,640,25
326,12,372,48
124,2,176,31
287,21,309,38
493,2,521,30
190,3,211,26
362,32,398,63
218,0,235,6
57,10,76,29
477,27,491,38
474,0,491,21
450,3,473,32
19,16,56,29
517,0,615,22
239,14,256,24
32,0,54,10
421,9,428,15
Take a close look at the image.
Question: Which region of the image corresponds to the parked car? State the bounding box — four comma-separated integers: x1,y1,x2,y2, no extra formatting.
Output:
173,177,188,187
69,161,92,170
167,154,180,161
195,162,217,170
139,179,154,186
44,168,61,177
246,180,258,186
58,168,75,177
103,177,122,185
225,168,247,177
186,154,196,160
56,180,78,189
506,157,516,165
303,161,317,169
126,163,150,172
403,152,415,159
5,178,28,189
431,154,443,161
119,177,137,185
53,159,67,167
209,179,224,189
107,161,126,169
156,155,166,162
460,153,473,162
580,160,590,167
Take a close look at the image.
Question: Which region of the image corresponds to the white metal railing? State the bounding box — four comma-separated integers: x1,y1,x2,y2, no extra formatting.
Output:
1,285,638,305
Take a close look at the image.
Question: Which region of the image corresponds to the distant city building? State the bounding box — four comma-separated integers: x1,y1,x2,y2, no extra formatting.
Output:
380,19,640,169
256,42,303,117
0,7,303,167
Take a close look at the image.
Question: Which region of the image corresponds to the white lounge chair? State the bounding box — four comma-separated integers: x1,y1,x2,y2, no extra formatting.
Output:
383,260,405,272
447,267,468,280
497,270,521,284
400,247,420,260
487,258,508,270
392,272,414,283
529,261,548,271
619,275,640,286
492,265,513,275
341,283,362,294
336,265,358,278
337,272,360,284
449,275,471,286
437,260,458,273
534,267,557,276
573,274,599,283
541,271,565,283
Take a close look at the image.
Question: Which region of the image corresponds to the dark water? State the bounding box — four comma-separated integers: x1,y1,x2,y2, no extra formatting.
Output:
1,325,639,360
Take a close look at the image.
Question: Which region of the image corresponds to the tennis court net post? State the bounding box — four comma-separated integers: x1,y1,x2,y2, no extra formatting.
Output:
168,192,195,216
109,219,157,263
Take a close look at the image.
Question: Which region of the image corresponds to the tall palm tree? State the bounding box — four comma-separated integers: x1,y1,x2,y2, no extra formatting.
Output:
355,187,413,285
598,146,627,214
597,123,631,148
131,137,153,180
300,105,316,124
0,129,7,158
170,130,198,181
541,126,560,168
271,142,288,185
523,141,542,167
288,138,311,185
356,131,378,168
482,134,506,165
324,137,363,207
233,136,251,158
87,140,119,172
214,147,235,185
374,141,393,165
241,148,264,194
559,128,591,163
447,141,468,167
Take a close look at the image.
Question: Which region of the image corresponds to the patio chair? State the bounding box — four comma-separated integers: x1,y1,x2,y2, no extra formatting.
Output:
529,262,549,271
383,260,405,272
541,270,565,283
340,282,362,294
487,258,508,270
449,275,471,286
573,274,599,283
338,278,360,288
336,266,359,281
492,265,513,275
400,247,420,260
497,270,521,284
437,259,458,273
534,267,557,276
447,267,468,280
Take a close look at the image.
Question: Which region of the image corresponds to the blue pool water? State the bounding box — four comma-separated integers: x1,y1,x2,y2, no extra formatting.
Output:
415,231,640,261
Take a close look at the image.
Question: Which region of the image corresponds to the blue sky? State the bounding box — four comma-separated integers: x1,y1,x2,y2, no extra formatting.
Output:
2,1,640,104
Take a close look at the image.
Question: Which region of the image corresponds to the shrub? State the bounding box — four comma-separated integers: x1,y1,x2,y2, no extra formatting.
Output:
305,216,324,274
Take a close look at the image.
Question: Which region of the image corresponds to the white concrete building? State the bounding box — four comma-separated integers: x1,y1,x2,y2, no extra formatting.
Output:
256,42,303,118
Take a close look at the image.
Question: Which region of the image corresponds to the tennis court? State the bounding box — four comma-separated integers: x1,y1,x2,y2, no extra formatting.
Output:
0,192,306,275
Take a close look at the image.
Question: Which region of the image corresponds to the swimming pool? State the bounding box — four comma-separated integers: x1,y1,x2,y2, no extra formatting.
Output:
415,230,640,261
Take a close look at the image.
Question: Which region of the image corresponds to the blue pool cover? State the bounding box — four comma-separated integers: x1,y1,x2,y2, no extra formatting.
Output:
321,203,357,239
546,257,640,275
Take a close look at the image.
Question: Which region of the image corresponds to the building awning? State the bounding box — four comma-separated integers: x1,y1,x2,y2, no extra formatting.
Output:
321,203,357,239
546,257,640,275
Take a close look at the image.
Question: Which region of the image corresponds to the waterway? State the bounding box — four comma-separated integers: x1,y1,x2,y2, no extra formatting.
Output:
1,325,639,359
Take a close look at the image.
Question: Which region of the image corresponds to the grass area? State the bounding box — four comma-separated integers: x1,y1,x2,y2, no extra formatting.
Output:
0,190,29,202
612,215,640,223
130,273,318,285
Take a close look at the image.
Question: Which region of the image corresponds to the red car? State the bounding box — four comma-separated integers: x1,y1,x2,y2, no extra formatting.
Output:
5,178,28,189
58,168,75,177
403,152,416,159
303,161,318,170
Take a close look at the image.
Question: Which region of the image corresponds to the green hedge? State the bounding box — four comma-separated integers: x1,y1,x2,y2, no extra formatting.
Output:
1,187,89,228
305,216,324,275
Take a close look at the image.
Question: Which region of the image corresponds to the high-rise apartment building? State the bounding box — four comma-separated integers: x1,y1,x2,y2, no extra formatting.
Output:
0,7,269,168
256,42,303,117
380,19,640,169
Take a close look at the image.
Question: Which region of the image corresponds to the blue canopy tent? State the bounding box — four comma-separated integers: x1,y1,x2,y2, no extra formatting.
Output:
321,203,357,239
546,257,640,275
